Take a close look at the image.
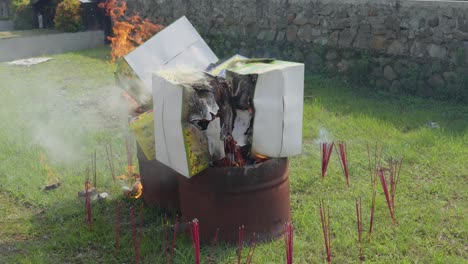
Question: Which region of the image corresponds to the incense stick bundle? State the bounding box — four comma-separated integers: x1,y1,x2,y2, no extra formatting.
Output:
337,143,350,187
367,143,382,241
388,158,402,218
321,142,334,178
378,168,395,225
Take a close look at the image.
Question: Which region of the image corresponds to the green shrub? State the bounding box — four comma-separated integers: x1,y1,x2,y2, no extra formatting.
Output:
54,0,82,32
11,0,36,30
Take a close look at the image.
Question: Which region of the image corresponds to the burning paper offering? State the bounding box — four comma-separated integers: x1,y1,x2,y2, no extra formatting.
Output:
226,59,304,157
153,60,304,178
123,16,304,178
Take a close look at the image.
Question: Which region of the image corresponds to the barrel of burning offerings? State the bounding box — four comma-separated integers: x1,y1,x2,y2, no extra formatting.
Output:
137,144,180,211
177,158,291,243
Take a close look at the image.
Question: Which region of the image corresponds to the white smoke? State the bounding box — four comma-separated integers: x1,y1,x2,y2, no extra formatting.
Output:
314,127,333,144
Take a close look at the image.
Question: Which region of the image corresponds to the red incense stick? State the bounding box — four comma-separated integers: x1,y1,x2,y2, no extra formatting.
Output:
320,200,331,263
130,207,140,264
378,168,396,224
189,219,201,264
168,215,179,264
163,213,169,262
388,158,402,217
138,203,144,249
367,143,382,241
115,201,121,256
284,222,294,264
93,150,97,190
207,227,220,264
355,197,363,263
85,172,92,231
105,143,116,184
237,225,244,264
246,233,257,264
125,135,133,178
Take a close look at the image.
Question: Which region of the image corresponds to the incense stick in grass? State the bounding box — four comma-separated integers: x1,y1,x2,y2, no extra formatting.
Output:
320,200,331,263
84,165,92,231
138,203,144,248
337,142,350,187
321,142,334,178
367,143,383,241
105,143,116,184
189,219,201,264
115,201,121,256
93,149,97,190
388,158,402,217
237,225,244,264
207,227,220,264
163,214,169,262
168,215,179,264
368,188,377,242
355,197,363,263
284,222,294,264
125,135,133,178
246,233,258,264
378,168,396,224
130,207,140,264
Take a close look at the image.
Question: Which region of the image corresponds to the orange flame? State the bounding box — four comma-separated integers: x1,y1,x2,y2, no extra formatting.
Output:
118,171,143,199
254,153,270,163
99,0,164,62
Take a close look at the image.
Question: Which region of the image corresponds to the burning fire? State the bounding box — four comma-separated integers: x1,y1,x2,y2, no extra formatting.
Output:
118,167,143,199
99,0,164,62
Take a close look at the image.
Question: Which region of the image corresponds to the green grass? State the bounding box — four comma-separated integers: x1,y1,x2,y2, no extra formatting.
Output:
0,29,59,39
0,47,467,263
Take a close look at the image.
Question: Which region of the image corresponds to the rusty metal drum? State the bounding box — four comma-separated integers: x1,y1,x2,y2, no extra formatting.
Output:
177,158,291,243
137,145,180,211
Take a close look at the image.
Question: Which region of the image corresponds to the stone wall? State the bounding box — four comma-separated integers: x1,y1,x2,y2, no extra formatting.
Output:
128,0,468,101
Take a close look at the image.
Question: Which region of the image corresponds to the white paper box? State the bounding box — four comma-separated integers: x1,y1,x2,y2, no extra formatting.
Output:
125,16,218,89
153,69,216,178
226,60,304,157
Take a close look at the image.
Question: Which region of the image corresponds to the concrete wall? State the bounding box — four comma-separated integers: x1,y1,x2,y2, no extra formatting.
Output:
0,30,105,62
0,0,10,17
129,0,468,101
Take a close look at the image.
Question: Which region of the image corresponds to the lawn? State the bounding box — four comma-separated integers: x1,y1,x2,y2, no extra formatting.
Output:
0,47,466,264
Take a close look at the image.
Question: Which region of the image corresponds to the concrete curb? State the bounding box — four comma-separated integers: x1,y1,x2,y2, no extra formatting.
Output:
0,30,105,62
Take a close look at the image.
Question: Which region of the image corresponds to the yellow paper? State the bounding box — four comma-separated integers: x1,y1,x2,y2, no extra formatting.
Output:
129,110,156,160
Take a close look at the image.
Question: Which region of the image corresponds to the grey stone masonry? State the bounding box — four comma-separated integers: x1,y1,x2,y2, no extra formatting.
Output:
128,0,468,101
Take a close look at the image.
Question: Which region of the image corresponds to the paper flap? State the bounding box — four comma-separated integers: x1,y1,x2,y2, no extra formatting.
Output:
125,16,218,89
